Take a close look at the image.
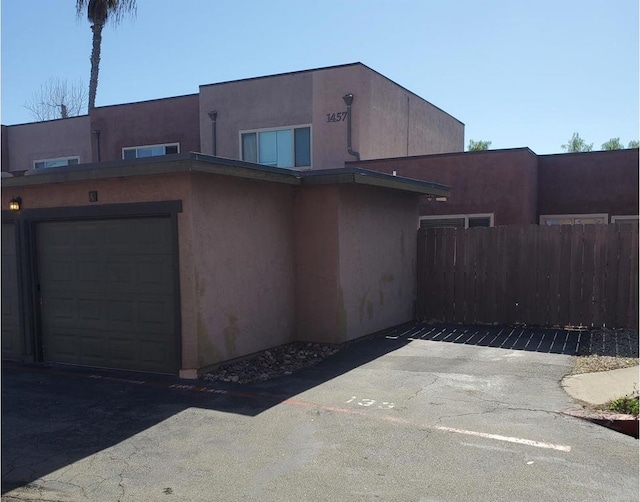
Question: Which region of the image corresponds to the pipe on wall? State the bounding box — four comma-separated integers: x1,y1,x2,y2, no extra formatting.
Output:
342,94,360,161
92,130,101,162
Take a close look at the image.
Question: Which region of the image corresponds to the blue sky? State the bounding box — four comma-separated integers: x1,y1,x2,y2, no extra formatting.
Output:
1,0,638,154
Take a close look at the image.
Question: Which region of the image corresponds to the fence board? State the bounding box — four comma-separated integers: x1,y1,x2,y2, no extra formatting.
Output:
495,226,509,323
417,223,638,329
603,224,619,328
581,225,596,327
443,228,456,322
628,226,639,328
473,227,489,323
568,225,585,326
615,224,633,327
485,228,499,322
535,225,552,325
464,228,478,322
521,225,538,324
453,227,467,321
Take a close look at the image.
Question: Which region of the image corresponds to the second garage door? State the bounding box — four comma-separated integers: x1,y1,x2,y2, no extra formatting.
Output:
37,217,178,373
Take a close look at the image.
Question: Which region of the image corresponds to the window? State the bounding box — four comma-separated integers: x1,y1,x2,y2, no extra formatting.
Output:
540,214,608,225
34,156,79,169
241,126,311,168
420,214,494,229
610,215,639,225
122,143,179,159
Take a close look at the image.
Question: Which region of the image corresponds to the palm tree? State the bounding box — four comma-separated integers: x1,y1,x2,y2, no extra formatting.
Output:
76,0,136,111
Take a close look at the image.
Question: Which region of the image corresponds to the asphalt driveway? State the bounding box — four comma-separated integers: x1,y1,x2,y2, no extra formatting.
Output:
2,324,638,501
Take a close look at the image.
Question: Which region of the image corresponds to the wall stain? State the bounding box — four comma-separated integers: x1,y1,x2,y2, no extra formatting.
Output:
358,287,371,324
195,274,223,366
379,290,384,307
224,315,240,356
367,300,374,320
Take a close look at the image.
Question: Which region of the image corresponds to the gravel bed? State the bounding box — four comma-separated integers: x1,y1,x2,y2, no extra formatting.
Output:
202,342,341,384
570,328,639,375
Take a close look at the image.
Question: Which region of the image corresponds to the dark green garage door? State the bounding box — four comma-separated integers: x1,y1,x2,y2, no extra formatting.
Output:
2,223,22,359
37,218,178,373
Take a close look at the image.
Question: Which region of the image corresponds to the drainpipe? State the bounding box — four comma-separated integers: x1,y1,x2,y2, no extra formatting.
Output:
92,130,101,162
208,111,218,156
342,94,360,161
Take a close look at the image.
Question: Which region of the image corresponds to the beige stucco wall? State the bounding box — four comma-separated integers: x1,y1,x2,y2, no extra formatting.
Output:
3,167,423,375
337,185,419,340
198,64,463,171
188,173,296,370
293,185,341,343
294,183,420,344
359,71,464,159
199,72,314,161
310,65,369,169
6,116,93,173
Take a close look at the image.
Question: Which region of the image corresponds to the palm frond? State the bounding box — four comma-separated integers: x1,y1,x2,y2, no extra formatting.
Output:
76,0,136,26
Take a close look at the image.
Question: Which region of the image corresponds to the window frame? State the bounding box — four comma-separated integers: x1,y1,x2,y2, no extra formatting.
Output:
121,142,180,159
610,215,639,224
539,213,609,225
419,213,494,229
239,124,312,169
33,156,80,169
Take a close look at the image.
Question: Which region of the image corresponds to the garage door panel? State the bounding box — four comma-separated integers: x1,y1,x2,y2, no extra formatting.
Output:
43,295,175,334
37,218,178,373
2,223,22,359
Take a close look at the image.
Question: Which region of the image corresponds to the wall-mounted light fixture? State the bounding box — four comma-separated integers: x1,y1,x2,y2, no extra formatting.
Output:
9,197,22,211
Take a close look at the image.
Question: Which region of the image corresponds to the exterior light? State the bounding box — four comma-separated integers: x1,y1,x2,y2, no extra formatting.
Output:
9,197,21,211
342,93,354,107
435,196,448,202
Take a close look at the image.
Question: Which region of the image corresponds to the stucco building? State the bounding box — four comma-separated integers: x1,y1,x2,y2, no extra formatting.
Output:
349,147,639,227
1,63,464,175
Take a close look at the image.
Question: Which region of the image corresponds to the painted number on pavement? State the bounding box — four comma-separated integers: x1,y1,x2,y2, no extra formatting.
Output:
345,396,394,409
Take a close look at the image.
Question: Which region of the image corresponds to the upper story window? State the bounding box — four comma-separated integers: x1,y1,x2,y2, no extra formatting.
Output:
34,156,79,169
420,214,494,229
540,214,608,225
241,126,311,168
122,143,179,159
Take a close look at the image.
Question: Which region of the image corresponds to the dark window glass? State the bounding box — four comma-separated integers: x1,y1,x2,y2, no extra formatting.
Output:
420,218,465,229
468,217,491,227
165,145,178,154
68,158,79,165
294,127,311,167
242,133,257,163
123,149,137,159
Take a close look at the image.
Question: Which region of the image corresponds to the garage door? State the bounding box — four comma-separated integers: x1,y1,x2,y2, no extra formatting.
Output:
2,223,22,359
37,218,178,373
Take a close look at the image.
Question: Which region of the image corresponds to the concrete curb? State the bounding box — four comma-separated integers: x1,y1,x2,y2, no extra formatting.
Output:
561,408,639,439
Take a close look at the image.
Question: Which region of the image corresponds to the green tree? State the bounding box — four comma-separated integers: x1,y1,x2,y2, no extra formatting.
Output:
467,139,491,151
628,140,639,148
76,0,136,111
561,132,593,153
601,137,623,150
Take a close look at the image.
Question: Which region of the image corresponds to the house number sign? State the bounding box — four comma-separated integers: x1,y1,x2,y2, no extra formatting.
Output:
326,111,348,123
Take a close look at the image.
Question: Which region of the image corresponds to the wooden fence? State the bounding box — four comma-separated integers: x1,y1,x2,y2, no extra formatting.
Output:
417,224,638,329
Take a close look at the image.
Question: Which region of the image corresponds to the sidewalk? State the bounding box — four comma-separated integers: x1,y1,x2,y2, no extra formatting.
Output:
562,366,639,406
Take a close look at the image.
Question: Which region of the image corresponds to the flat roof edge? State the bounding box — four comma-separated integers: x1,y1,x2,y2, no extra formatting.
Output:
302,167,451,195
